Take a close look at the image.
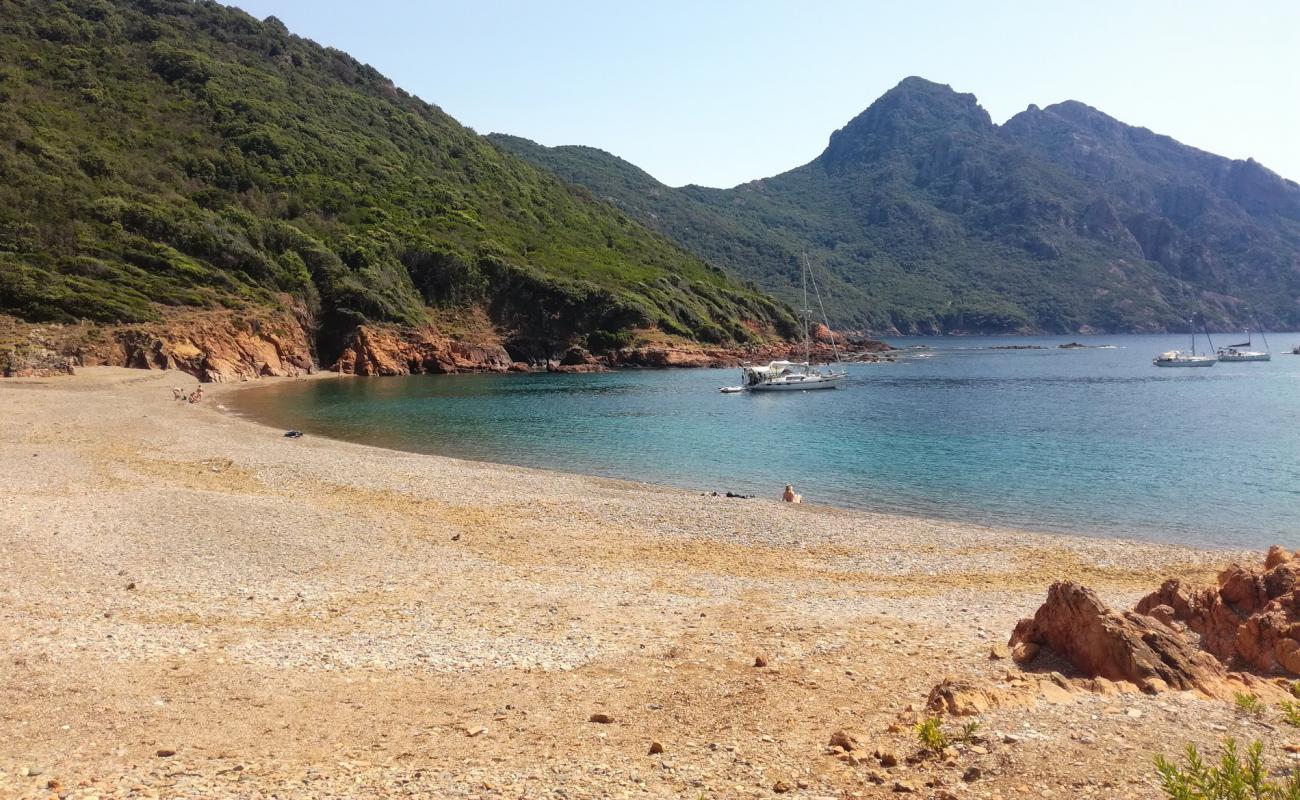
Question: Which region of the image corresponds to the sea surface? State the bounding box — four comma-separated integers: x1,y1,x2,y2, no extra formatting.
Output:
229,334,1300,550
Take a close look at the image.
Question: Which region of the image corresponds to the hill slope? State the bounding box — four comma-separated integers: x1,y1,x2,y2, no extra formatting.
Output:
491,78,1300,334
0,0,796,374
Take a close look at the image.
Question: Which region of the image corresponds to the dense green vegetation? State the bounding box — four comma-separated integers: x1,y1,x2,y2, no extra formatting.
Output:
0,0,797,359
492,78,1300,333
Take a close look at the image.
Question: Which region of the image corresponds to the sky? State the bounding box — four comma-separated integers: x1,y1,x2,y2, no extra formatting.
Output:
230,0,1300,189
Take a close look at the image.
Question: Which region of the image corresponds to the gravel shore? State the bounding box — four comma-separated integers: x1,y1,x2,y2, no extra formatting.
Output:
0,368,1281,799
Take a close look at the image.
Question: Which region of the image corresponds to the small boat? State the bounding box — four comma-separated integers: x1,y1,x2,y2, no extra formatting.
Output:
1217,326,1270,362
740,253,847,392
1293,344,1300,355
719,386,744,394
1154,315,1216,367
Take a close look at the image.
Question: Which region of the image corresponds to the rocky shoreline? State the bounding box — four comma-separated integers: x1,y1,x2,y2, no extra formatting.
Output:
3,368,1296,800
0,312,890,382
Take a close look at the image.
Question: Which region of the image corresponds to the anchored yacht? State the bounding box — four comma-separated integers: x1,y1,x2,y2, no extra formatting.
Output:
1217,328,1271,362
740,254,847,392
1154,316,1217,367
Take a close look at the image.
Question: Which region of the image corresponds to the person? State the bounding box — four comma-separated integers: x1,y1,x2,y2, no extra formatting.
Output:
782,484,802,504
188,386,204,404
172,387,184,401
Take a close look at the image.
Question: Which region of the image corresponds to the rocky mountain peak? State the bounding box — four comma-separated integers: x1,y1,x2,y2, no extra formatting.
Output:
819,77,994,168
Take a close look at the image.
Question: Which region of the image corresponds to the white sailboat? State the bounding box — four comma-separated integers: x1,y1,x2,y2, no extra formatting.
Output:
1217,327,1271,362
1154,316,1216,367
741,254,846,392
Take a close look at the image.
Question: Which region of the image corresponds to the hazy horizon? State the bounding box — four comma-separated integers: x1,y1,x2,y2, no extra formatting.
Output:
230,0,1300,189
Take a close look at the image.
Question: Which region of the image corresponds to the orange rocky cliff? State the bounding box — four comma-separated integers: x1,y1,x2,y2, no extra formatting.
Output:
332,324,514,376
2,311,892,381
1,309,314,382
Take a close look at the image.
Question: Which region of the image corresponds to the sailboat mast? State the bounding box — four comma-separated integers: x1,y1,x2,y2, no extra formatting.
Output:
801,253,810,365
1253,309,1271,353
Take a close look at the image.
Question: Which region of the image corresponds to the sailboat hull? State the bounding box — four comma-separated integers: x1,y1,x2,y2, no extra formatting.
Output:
748,374,847,390
1217,352,1271,362
747,374,845,391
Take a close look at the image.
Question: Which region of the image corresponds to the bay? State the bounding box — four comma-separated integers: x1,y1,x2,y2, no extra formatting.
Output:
228,334,1300,549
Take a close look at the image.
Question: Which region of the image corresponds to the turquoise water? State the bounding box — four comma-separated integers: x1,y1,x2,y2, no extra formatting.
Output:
229,334,1300,549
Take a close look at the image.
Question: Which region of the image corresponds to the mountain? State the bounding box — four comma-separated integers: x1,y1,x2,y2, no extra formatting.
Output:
491,77,1300,334
0,0,798,378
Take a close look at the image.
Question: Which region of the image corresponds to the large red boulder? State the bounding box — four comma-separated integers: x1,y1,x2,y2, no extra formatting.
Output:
1010,582,1228,695
1134,550,1300,675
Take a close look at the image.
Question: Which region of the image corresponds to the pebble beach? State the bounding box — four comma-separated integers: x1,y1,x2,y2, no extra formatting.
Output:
0,368,1283,799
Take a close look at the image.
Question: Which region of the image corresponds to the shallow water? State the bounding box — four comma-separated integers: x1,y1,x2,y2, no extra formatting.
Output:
229,334,1300,549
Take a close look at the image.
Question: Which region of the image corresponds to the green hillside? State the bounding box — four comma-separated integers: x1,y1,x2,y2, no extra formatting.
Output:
492,78,1300,334
0,0,797,360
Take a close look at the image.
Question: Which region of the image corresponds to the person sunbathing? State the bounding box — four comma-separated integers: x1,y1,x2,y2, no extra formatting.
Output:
188,386,205,404
782,484,802,504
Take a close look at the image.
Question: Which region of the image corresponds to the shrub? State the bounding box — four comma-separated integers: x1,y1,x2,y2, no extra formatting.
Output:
1233,693,1265,717
147,43,212,86
587,328,634,353
914,717,950,755
1155,740,1300,799
1281,701,1300,728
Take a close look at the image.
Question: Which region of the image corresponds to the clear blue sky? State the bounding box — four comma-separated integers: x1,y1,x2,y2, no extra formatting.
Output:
231,0,1300,188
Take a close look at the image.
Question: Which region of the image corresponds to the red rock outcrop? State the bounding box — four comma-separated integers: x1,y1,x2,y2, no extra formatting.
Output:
1004,549,1300,704
331,324,514,376
1,338,77,377
1,309,314,383
609,338,890,370
114,314,314,383
1009,581,1229,695
1135,548,1300,675
3,310,894,381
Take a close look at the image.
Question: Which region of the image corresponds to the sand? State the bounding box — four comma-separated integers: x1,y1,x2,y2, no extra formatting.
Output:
0,368,1286,799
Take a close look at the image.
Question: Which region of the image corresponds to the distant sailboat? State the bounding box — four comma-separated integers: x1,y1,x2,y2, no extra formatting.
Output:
1217,322,1271,362
1154,316,1216,367
740,254,846,391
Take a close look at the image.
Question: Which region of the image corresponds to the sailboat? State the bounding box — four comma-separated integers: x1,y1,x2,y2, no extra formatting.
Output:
1154,316,1217,367
740,254,847,391
1217,326,1271,362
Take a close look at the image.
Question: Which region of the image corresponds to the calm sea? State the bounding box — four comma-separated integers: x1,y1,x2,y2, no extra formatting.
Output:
228,334,1300,549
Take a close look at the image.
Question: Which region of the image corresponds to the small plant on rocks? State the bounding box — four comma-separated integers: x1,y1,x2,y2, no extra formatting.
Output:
1233,692,1265,717
959,720,981,742
1155,739,1300,799
1280,700,1300,728
914,716,951,755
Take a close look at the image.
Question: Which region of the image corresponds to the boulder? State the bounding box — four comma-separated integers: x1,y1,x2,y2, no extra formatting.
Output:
1009,582,1228,695
1266,545,1294,569
1135,549,1300,674
827,729,863,751
926,678,993,715
810,323,835,344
